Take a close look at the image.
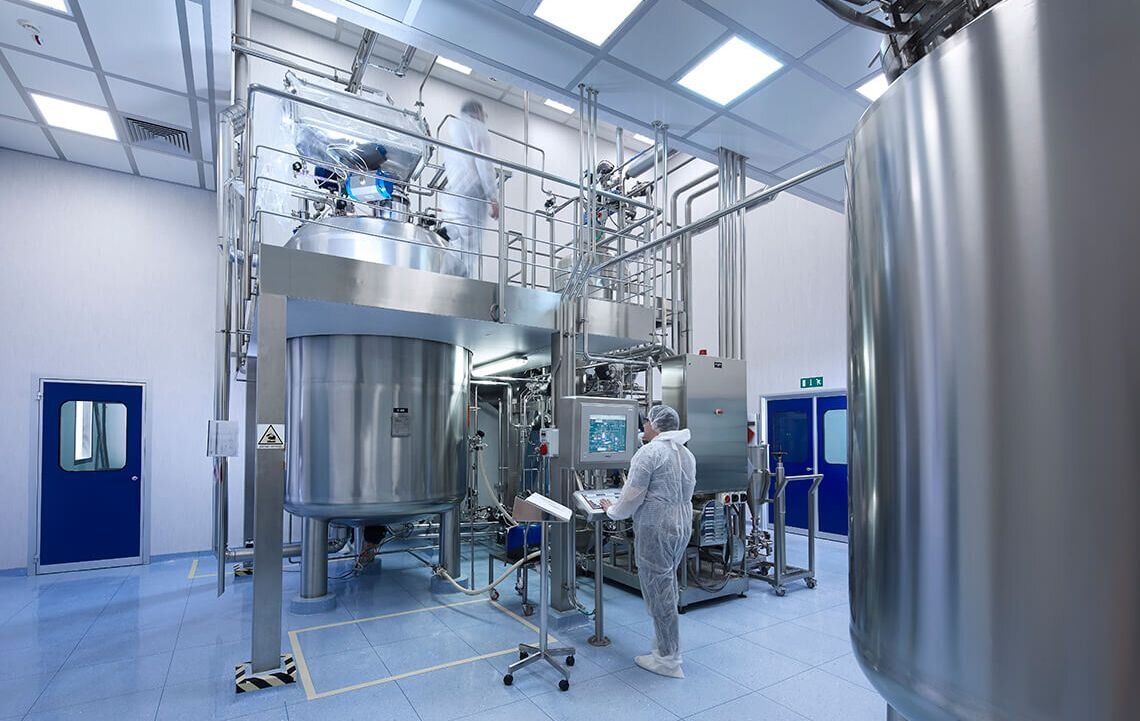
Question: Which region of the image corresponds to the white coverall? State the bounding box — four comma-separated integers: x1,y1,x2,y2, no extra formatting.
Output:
440,113,497,278
605,428,697,677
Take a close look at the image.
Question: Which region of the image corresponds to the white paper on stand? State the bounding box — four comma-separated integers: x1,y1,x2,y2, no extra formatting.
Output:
519,492,573,522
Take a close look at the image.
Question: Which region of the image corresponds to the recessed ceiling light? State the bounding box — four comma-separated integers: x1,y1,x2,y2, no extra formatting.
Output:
677,36,782,105
534,0,643,46
436,56,472,75
544,98,575,114
631,133,654,145
31,93,117,140
856,73,890,101
23,0,69,13
292,0,337,23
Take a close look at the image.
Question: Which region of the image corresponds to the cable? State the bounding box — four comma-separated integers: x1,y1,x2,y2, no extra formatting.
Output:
432,550,541,596
476,451,517,526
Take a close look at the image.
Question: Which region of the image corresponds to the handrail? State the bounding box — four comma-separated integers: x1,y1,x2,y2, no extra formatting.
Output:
247,84,656,211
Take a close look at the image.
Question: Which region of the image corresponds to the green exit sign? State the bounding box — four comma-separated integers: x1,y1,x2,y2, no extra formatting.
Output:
800,376,824,389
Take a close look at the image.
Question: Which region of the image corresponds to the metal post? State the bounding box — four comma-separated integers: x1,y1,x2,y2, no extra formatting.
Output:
439,507,462,578
300,517,329,599
345,30,378,94
589,520,609,646
539,520,549,653
250,293,286,673
497,170,508,320
773,459,786,591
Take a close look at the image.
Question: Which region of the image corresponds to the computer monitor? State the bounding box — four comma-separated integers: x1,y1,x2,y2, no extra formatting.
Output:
569,398,639,468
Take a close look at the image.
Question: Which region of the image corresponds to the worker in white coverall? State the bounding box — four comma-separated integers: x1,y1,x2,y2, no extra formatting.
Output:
601,404,697,679
439,99,499,277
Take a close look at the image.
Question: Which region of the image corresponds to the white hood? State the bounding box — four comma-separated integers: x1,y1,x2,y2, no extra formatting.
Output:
653,429,691,446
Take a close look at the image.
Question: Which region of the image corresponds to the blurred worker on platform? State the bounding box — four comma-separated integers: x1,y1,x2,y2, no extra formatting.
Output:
600,404,696,679
439,99,499,277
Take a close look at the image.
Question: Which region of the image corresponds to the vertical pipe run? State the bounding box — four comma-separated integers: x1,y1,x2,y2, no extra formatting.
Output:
300,517,330,599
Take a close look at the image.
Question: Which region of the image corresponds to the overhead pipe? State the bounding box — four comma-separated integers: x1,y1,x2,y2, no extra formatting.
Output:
590,159,845,275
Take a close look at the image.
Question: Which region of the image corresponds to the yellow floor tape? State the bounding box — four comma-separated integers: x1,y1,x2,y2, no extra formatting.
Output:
289,597,558,701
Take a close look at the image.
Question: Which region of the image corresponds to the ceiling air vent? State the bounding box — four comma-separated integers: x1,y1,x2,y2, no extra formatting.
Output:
123,117,192,156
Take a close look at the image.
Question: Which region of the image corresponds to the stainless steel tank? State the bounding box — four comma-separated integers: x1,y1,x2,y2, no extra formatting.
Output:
285,335,470,523
847,2,1140,720
287,216,466,277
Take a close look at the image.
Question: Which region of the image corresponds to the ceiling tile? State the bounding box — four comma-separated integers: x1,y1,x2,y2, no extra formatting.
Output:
730,68,865,149
133,146,200,186
775,152,846,202
609,0,726,81
701,0,845,57
82,0,188,92
580,60,715,135
107,77,192,129
0,2,92,66
685,115,800,171
0,114,55,156
52,127,132,172
0,66,32,120
804,26,883,88
412,0,594,88
3,47,106,105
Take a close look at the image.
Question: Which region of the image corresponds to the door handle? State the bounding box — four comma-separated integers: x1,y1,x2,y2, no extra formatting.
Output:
131,475,139,482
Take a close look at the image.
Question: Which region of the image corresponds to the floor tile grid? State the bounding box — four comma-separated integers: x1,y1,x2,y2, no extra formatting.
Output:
9,570,181,720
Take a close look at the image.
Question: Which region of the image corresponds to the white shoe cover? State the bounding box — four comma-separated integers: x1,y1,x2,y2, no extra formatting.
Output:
635,652,685,679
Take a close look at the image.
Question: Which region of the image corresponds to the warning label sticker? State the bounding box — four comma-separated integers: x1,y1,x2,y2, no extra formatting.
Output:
256,424,286,450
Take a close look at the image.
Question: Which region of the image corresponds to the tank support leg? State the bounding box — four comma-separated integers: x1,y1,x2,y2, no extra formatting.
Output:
431,508,468,593
290,517,336,614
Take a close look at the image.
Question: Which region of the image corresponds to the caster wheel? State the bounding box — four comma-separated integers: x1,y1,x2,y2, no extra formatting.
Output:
805,578,817,589
678,606,687,615
558,679,570,692
503,674,513,686
490,589,501,601
775,587,787,597
520,650,528,660
522,604,535,617
738,593,747,598
565,656,575,667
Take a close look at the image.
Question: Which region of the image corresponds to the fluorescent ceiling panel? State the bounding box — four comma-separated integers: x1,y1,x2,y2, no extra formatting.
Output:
678,36,782,105
292,0,337,23
544,98,574,114
24,0,69,13
31,93,117,140
436,56,472,75
534,0,642,46
857,73,889,101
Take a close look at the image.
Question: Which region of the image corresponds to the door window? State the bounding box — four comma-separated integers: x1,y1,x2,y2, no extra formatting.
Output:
823,409,847,465
59,400,128,471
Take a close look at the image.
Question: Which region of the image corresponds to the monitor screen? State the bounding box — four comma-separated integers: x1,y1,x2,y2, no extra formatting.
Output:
587,414,627,454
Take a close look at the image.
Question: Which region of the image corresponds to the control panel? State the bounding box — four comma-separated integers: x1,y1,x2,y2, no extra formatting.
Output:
572,488,624,522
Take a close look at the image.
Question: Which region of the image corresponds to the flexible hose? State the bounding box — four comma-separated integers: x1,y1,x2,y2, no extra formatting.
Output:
433,550,541,596
477,451,518,526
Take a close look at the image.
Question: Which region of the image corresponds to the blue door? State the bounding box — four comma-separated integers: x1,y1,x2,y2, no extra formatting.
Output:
39,381,144,571
766,397,815,530
815,394,849,536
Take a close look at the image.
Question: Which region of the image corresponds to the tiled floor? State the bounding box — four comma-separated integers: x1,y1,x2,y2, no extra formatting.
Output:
0,535,887,721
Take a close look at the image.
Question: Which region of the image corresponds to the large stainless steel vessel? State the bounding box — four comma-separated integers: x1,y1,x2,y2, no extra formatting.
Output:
848,2,1140,720
285,335,469,523
287,216,466,277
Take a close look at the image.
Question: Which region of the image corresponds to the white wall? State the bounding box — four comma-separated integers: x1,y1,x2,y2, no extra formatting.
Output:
0,150,216,570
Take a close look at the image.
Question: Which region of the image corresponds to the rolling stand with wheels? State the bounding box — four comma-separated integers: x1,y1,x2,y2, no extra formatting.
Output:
502,494,575,691
750,453,823,596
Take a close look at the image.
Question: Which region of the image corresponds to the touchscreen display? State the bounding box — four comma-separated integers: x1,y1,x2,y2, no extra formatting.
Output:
588,415,627,453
